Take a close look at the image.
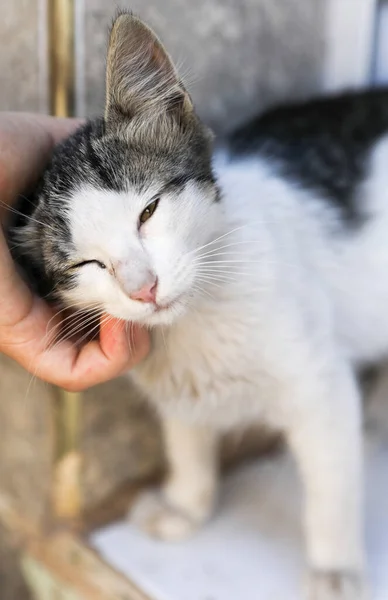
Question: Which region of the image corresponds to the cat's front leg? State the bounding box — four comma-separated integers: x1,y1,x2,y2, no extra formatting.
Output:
129,417,219,541
285,363,369,600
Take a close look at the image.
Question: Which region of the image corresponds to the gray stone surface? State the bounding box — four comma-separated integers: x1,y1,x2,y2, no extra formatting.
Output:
0,0,45,112
83,0,325,133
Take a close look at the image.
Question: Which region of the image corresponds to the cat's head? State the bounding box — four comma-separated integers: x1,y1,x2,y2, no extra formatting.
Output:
13,13,222,326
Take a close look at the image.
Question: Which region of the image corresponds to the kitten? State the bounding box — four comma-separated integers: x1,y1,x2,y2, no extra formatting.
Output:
11,12,388,600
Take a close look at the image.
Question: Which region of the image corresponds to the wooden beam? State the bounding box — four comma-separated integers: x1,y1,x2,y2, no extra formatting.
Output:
22,531,152,600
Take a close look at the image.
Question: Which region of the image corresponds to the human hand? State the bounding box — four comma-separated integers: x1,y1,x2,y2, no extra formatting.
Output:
0,113,149,391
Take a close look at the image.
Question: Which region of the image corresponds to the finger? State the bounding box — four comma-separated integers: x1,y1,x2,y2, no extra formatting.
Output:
0,228,35,327
0,112,82,211
99,318,149,363
29,114,84,145
34,318,149,391
0,113,150,390
67,319,150,390
0,113,83,324
1,299,149,390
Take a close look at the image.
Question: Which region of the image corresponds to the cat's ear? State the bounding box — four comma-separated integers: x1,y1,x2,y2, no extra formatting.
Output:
105,13,193,127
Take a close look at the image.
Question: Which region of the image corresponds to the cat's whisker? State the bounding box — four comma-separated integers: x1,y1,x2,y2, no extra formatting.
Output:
196,259,263,265
196,275,239,287
196,266,244,276
160,326,168,354
23,309,107,402
187,228,242,256
109,317,126,339
57,310,101,339
196,256,301,271
197,271,240,281
40,284,60,301
0,199,57,232
197,268,254,276
48,311,102,350
44,308,69,338
197,272,255,280
196,276,223,289
191,283,216,301
52,311,101,345
192,250,260,261
18,194,40,210
7,241,28,252
113,317,124,332
49,312,111,353
44,303,102,346
192,241,265,261
23,372,40,412
127,322,137,354
196,267,257,275
44,303,99,338
188,221,273,258
192,243,255,261
75,315,112,348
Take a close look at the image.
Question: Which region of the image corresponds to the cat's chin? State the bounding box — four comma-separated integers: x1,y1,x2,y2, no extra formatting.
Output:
141,299,188,327
106,296,188,328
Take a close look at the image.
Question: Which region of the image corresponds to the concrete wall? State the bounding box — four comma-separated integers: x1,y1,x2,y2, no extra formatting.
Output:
0,1,379,129
0,0,328,133
0,0,47,112
81,0,325,134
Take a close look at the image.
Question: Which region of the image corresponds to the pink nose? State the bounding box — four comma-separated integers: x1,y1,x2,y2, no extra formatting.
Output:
129,279,158,303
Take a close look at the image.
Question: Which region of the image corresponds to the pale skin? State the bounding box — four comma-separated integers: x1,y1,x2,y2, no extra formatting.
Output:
0,113,149,391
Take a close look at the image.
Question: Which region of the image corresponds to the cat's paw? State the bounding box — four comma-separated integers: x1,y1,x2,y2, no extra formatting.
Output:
305,570,369,600
128,489,206,541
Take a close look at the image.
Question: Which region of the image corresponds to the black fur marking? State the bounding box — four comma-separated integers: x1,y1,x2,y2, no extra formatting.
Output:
164,172,217,193
228,88,388,225
166,174,192,189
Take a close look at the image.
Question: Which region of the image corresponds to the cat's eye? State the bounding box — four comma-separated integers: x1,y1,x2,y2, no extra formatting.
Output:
73,260,106,270
139,198,159,225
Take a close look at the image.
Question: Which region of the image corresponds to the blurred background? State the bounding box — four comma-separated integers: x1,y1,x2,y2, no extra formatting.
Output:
0,0,387,598
2,0,387,129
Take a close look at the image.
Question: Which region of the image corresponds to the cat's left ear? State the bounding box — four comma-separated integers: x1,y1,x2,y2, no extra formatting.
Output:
105,13,193,127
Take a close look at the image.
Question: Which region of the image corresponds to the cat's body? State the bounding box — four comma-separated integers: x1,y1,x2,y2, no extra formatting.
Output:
133,127,388,426
10,13,388,600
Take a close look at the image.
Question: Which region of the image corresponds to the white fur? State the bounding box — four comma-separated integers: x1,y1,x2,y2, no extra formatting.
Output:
67,179,220,324
66,137,388,599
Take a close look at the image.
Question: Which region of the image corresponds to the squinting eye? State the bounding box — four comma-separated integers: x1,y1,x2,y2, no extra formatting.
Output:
139,198,160,225
74,260,106,269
